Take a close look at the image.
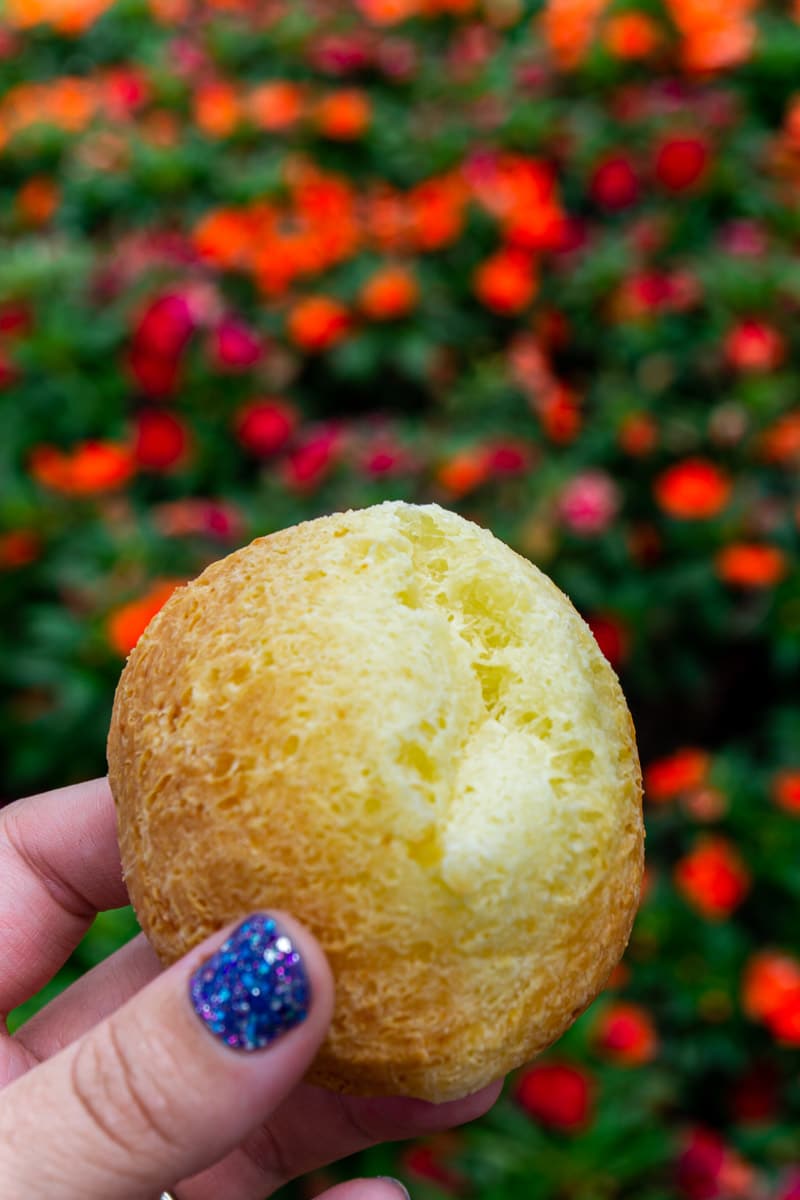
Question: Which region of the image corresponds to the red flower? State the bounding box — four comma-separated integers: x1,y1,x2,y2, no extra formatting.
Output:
724,319,785,373
645,749,709,802
0,348,19,389
0,301,32,338
761,412,800,465
103,66,150,118
107,580,182,657
287,296,350,352
474,248,537,315
594,1002,658,1065
309,32,373,76
716,543,787,588
655,136,710,191
133,409,188,471
773,770,800,815
590,154,639,210
654,459,732,520
539,386,582,444
212,317,263,371
486,442,530,474
128,349,181,398
586,613,629,669
132,293,194,360
236,398,297,457
674,836,750,920
0,529,40,569
515,1062,592,1132
359,265,419,320
619,413,658,456
403,1140,466,1194
730,1061,779,1125
743,951,800,1044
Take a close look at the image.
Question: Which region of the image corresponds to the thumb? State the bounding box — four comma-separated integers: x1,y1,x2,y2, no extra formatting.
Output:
0,912,334,1200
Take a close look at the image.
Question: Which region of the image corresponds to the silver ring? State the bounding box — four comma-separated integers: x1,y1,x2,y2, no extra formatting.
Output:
160,1193,178,1200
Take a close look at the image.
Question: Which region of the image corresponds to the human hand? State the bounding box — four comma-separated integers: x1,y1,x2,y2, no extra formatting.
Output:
0,778,502,1199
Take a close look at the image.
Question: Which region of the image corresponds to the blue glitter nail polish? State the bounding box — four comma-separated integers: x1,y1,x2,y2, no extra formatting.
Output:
189,914,310,1051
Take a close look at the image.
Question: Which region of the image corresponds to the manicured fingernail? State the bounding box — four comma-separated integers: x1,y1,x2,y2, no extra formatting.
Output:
189,914,310,1051
376,1177,411,1200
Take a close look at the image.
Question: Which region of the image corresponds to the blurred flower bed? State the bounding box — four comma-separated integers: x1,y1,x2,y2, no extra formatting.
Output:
1,0,799,1196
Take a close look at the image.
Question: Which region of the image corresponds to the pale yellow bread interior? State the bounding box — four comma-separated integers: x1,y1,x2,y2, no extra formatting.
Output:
108,501,643,1101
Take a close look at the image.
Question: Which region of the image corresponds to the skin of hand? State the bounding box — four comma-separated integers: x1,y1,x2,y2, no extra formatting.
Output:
0,778,502,1200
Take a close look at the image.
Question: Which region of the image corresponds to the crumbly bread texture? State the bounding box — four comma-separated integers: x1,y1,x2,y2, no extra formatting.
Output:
108,501,643,1102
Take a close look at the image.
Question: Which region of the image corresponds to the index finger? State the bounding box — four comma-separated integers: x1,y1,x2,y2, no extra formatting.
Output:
0,778,129,1015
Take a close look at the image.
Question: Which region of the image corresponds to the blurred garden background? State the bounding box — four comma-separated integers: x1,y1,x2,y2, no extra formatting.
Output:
1,0,799,1195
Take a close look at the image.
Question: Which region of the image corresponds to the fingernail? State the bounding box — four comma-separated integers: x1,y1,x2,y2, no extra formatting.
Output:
190,914,310,1051
376,1177,411,1200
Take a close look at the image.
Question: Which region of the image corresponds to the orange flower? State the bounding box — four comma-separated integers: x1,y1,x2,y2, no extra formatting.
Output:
30,440,135,495
665,0,756,72
194,81,241,139
760,411,800,465
148,0,190,22
248,81,304,131
17,176,59,226
359,265,419,320
355,0,419,21
716,543,787,588
594,1003,658,1065
674,836,750,920
5,0,114,32
604,12,661,59
474,249,537,315
49,77,97,131
365,186,410,253
772,771,800,815
654,459,732,520
408,174,467,251
467,155,565,251
107,580,182,657
540,0,611,70
743,951,800,1044
287,296,350,352
315,90,371,140
0,529,40,569
437,449,489,497
646,748,710,802
193,206,264,271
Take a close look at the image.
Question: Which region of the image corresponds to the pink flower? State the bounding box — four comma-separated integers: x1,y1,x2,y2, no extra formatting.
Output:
719,220,768,258
283,427,340,491
212,317,263,371
559,471,620,535
153,498,244,540
676,1129,726,1199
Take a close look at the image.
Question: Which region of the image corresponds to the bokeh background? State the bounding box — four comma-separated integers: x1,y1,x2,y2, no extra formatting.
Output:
1,0,800,1196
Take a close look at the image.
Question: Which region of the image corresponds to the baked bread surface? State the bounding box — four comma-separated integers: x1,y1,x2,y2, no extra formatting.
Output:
108,501,643,1101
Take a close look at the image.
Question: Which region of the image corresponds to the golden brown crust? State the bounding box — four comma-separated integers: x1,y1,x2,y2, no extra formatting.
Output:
108,501,644,1102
